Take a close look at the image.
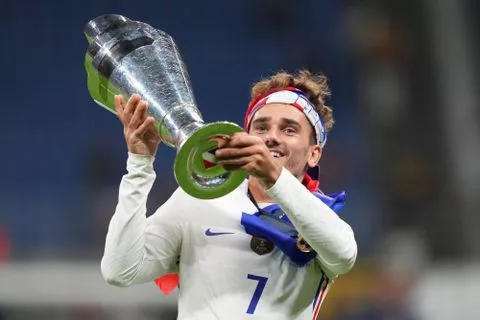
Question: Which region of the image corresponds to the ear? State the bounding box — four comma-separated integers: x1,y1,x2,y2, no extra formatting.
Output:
308,145,322,168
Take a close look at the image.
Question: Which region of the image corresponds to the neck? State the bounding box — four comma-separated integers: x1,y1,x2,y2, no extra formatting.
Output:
248,177,276,203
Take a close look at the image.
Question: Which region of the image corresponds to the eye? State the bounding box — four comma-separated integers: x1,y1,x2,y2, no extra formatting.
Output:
283,127,296,135
254,125,268,133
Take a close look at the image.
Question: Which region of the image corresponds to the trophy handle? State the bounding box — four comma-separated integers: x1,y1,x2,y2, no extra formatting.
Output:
174,122,248,199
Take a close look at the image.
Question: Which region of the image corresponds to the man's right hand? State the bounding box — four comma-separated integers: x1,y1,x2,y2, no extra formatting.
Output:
114,94,161,156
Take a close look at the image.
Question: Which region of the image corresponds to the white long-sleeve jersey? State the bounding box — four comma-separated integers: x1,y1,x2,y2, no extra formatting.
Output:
101,153,357,320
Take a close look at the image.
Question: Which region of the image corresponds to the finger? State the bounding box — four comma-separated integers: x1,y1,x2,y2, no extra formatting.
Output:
134,116,156,138
215,145,262,160
221,162,256,174
124,94,141,122
216,156,253,166
129,100,148,131
208,135,230,149
222,133,261,149
115,94,126,109
222,164,243,172
114,95,125,122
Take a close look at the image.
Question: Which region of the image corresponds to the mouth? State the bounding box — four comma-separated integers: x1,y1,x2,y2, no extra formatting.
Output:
269,150,285,158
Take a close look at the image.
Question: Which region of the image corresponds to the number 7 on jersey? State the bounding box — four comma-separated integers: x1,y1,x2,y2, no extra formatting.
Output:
246,274,268,314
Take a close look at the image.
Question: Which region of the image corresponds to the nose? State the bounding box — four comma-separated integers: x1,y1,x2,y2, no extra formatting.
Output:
263,128,281,147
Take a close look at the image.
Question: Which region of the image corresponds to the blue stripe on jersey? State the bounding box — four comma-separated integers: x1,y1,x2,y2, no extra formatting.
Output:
312,274,325,311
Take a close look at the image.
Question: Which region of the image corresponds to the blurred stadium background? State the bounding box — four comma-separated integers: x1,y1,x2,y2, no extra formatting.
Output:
1,0,479,319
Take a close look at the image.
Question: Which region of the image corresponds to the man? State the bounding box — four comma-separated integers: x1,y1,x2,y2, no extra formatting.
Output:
101,70,357,319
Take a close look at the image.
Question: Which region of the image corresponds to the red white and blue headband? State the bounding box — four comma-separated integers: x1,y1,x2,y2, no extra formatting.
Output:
244,87,327,148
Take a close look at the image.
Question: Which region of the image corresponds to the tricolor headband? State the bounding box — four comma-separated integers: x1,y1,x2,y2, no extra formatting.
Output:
244,87,327,147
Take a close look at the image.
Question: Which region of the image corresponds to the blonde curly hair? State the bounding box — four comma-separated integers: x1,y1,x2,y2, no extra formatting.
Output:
250,70,334,133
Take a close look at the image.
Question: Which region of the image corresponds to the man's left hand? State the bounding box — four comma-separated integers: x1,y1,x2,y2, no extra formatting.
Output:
214,132,282,188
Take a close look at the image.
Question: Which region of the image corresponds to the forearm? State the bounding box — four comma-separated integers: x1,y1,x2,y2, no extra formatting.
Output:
266,168,357,276
101,153,160,286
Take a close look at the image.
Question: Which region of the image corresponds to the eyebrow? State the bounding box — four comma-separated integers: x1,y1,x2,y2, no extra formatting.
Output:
251,116,271,125
281,118,301,128
251,116,302,128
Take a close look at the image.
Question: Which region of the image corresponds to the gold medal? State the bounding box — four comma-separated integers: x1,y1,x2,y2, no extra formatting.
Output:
296,236,313,253
250,236,274,255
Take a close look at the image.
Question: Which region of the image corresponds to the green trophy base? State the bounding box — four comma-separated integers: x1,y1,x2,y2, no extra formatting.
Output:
174,122,248,199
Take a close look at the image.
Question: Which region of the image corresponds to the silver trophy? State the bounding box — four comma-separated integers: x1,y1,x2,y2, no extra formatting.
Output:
84,14,246,199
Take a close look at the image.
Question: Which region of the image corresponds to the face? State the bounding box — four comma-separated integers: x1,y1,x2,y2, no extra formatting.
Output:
249,103,322,179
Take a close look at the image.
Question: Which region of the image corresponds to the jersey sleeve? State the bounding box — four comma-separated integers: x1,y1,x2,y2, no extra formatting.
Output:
100,153,184,287
266,168,357,278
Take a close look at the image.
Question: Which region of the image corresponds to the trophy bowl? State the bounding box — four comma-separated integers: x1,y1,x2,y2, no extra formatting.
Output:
84,14,247,199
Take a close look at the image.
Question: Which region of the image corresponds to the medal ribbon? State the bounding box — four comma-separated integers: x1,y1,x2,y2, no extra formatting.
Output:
241,191,346,266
